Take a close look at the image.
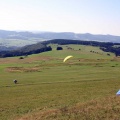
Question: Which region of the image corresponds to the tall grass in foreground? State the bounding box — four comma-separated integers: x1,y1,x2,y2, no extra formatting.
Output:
16,96,120,120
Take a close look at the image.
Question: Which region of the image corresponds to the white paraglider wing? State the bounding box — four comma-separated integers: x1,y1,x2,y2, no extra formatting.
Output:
63,55,73,62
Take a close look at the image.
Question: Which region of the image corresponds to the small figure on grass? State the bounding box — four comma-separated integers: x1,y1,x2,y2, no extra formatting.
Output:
13,79,17,84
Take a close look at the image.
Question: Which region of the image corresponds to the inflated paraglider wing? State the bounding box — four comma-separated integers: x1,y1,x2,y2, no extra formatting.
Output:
63,55,73,62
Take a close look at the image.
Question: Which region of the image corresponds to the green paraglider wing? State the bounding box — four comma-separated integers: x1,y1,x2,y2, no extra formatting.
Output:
63,55,73,62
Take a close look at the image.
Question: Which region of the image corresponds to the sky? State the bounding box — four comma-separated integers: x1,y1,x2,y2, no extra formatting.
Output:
0,0,120,36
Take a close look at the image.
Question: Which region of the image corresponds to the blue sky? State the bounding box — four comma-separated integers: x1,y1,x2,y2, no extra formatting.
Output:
0,0,120,35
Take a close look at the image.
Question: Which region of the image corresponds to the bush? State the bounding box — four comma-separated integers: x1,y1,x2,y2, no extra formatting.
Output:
19,56,24,59
56,47,63,50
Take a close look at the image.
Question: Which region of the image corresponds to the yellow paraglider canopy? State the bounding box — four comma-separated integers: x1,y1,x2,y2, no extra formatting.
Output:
63,55,73,62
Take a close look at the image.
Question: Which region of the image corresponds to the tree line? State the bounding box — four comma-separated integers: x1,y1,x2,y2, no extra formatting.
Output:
1,39,120,58
0,43,52,58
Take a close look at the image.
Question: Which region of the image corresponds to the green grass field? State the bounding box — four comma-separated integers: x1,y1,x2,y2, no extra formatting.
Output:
0,44,120,120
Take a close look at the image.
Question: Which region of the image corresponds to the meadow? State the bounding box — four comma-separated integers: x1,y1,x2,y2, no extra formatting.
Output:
0,44,120,120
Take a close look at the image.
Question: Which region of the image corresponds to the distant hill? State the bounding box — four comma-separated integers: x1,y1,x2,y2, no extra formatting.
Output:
0,42,52,57
0,30,120,48
43,39,120,56
1,39,120,57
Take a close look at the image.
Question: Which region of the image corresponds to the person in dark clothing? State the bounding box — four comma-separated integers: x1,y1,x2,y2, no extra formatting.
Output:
13,79,17,84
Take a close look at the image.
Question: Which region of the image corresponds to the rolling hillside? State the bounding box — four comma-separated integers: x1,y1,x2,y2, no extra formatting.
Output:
0,42,52,57
0,30,120,47
1,39,120,57
0,44,120,120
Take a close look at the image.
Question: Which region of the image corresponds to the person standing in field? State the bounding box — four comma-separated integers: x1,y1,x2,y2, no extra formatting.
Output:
13,79,17,84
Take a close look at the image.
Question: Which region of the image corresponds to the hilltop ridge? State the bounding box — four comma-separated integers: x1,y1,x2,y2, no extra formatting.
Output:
0,30,120,48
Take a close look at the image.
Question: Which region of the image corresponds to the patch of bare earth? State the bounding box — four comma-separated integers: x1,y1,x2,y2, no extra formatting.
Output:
6,67,40,72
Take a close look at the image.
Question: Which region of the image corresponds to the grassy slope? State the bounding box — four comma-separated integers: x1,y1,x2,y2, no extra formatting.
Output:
0,44,120,120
